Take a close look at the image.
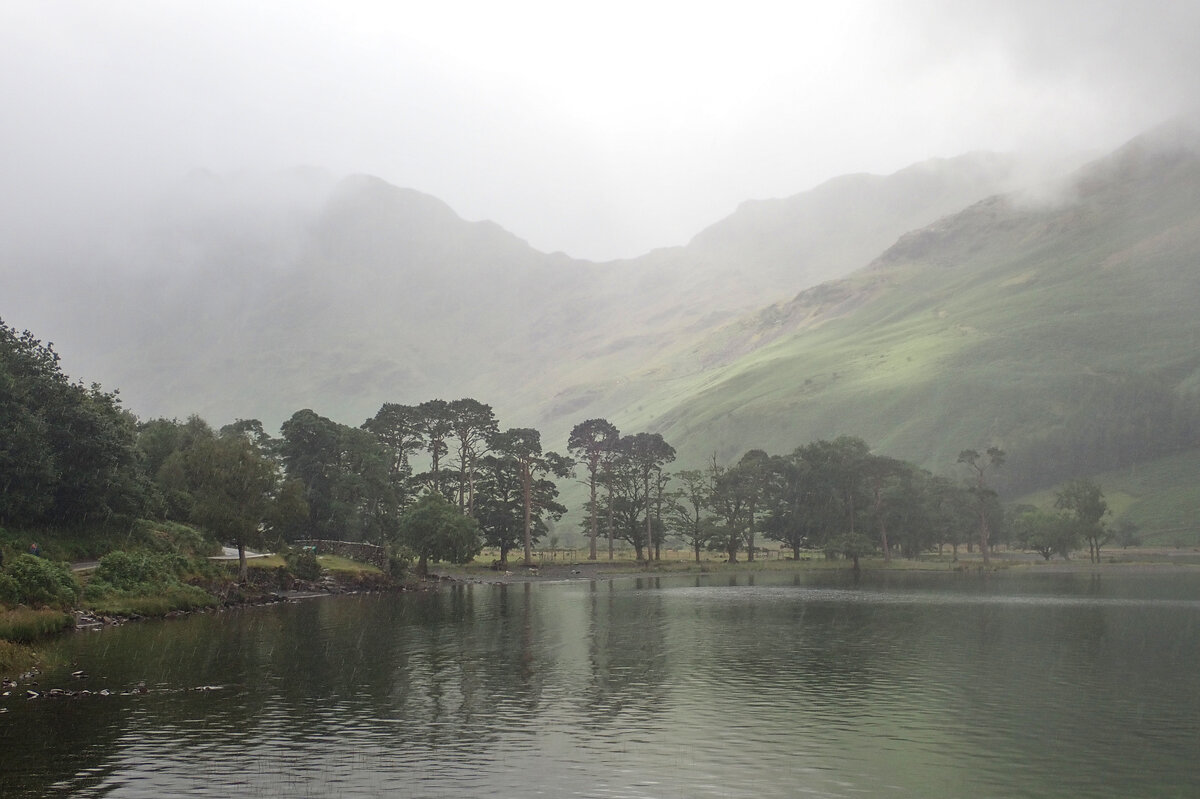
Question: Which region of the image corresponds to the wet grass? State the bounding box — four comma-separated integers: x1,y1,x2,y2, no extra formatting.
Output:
242,554,381,574
317,555,381,574
245,555,287,569
0,608,75,643
84,584,218,617
0,639,39,675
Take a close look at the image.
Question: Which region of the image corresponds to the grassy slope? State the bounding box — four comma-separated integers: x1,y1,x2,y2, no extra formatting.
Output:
1019,450,1200,545
606,126,1200,506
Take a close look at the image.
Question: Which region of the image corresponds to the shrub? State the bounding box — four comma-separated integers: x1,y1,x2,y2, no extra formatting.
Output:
0,554,80,609
388,550,412,579
88,550,189,593
81,549,219,615
285,548,322,581
127,519,217,558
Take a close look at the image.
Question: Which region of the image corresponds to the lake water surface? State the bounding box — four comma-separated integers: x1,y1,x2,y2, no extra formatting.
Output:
3,569,1198,798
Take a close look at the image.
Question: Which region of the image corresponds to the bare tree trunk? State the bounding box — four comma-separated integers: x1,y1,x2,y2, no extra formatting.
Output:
522,463,534,567
606,484,615,560
747,500,756,562
588,476,598,561
978,508,991,566
873,480,891,563
642,476,652,564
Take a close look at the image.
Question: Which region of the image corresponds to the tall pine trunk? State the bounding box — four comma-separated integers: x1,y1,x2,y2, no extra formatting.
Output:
522,463,534,567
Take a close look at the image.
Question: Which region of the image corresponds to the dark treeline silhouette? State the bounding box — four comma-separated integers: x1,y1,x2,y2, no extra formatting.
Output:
566,423,999,565
1002,373,1200,495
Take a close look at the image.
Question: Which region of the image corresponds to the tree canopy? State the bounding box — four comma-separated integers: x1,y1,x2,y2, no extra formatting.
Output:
1,319,149,528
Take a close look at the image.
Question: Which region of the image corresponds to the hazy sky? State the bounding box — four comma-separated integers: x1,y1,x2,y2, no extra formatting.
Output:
3,0,1198,261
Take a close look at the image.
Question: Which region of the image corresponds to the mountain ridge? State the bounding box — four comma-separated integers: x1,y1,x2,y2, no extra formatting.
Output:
2,149,1028,434
604,122,1200,490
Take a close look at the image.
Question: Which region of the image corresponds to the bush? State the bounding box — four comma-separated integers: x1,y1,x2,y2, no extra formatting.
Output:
88,550,190,593
0,554,80,609
285,548,322,581
127,519,217,558
388,550,412,579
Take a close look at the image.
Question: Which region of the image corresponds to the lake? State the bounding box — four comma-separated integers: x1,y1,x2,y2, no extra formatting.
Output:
2,569,1198,798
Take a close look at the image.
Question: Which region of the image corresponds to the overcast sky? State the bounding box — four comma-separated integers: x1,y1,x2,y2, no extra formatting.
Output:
3,0,1199,261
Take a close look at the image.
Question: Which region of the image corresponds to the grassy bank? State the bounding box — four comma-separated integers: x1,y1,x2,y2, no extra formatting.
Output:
0,521,399,676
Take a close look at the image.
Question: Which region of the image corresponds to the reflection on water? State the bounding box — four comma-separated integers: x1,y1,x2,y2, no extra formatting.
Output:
3,571,1198,798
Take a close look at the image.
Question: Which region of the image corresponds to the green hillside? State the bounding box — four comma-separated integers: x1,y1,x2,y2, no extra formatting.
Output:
1018,450,1200,545
589,123,1200,498
5,124,1197,537
1,154,1022,432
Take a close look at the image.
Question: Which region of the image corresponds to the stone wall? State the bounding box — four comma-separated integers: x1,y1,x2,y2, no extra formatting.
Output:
295,539,389,570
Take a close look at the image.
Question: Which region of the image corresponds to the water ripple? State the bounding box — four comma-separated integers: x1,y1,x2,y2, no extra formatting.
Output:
5,574,1199,798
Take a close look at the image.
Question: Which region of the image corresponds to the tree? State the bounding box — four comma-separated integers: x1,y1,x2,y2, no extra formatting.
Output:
1114,519,1141,549
0,319,149,527
760,454,815,560
568,418,620,561
264,477,310,542
415,399,455,497
708,457,750,563
832,532,876,572
884,468,943,559
927,476,976,559
957,447,1005,565
280,409,397,541
861,454,907,562
598,436,626,560
490,428,572,566
649,468,672,560
1055,478,1109,563
735,449,772,561
793,437,872,552
219,418,273,450
602,446,651,560
150,416,217,520
448,398,498,514
1013,508,1078,560
667,469,716,562
362,402,425,504
395,493,481,576
474,451,566,568
622,432,676,562
184,433,277,580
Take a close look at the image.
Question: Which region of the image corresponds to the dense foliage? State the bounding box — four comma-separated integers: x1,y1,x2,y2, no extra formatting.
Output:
0,554,80,609
0,319,149,528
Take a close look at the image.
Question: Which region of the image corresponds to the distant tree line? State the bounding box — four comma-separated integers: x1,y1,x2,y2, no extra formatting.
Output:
0,317,1145,573
569,423,1006,568
1003,372,1200,495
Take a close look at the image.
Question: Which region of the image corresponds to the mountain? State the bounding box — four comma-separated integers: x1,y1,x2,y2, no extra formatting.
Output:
599,121,1200,494
1,152,1024,433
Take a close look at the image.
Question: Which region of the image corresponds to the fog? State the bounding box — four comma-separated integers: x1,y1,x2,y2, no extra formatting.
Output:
3,0,1198,264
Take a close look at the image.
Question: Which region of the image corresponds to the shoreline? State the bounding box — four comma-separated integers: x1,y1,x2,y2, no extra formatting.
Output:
430,551,1200,585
